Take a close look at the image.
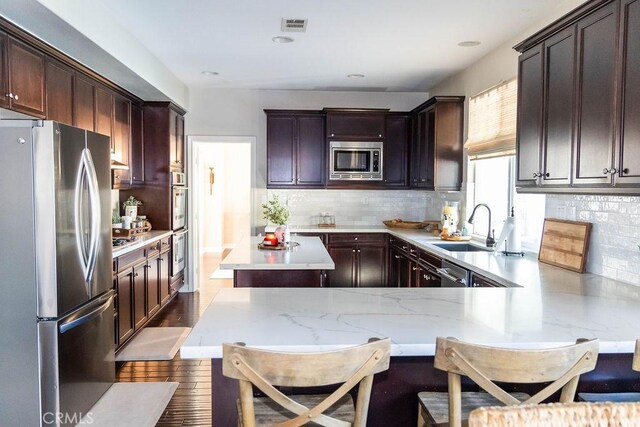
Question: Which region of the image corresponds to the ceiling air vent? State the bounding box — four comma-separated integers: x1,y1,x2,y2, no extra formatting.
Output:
281,18,308,32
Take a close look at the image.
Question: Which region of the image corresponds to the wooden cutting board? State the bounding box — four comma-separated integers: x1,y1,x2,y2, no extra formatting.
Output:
538,219,592,273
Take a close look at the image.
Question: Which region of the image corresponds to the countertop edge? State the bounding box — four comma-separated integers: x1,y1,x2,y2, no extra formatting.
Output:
112,230,174,258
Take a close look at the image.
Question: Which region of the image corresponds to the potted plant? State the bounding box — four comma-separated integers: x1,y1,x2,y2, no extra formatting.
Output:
262,195,289,241
123,196,143,220
112,209,122,229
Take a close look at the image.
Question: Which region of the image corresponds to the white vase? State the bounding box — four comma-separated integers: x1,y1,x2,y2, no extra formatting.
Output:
124,205,138,220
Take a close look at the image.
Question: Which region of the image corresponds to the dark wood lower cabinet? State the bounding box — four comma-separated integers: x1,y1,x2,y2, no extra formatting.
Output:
114,238,180,350
234,270,324,288
326,241,387,288
326,246,357,287
389,245,411,287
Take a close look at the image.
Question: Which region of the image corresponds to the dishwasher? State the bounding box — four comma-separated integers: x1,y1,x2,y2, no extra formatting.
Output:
437,260,469,287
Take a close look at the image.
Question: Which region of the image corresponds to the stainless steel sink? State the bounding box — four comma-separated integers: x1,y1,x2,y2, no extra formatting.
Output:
431,242,493,252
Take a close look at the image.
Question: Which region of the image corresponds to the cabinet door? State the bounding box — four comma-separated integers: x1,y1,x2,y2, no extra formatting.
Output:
267,115,296,186
146,256,160,318
112,96,130,187
326,245,356,287
516,45,544,186
8,37,45,117
617,0,640,185
541,27,576,186
573,2,618,186
95,86,113,141
357,245,387,288
159,250,171,305
45,58,73,125
433,104,463,190
169,108,179,167
389,246,410,287
116,270,134,346
385,115,409,187
73,74,95,131
327,113,385,139
416,264,441,288
132,263,148,330
175,113,185,170
296,114,325,186
0,31,8,109
130,103,144,183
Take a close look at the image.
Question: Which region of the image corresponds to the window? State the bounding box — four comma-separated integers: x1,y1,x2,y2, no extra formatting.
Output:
465,78,545,252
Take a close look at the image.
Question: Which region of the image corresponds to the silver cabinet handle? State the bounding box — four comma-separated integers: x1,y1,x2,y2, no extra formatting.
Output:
603,167,617,175
378,134,382,137
354,237,358,240
13,94,18,100
357,249,361,253
402,245,408,250
394,255,401,259
412,267,417,271
352,249,356,253
423,274,429,280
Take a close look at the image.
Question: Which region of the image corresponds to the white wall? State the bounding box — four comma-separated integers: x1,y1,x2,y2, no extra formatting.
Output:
185,89,429,230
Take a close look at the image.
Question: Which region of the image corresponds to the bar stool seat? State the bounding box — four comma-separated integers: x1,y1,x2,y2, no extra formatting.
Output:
418,391,531,426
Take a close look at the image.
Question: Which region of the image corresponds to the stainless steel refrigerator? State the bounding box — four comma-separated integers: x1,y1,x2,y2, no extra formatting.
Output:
0,121,115,426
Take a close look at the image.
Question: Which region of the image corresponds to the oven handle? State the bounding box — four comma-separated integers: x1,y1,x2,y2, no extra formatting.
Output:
436,268,466,286
173,229,189,237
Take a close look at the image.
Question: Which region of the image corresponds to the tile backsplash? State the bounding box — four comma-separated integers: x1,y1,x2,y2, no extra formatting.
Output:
546,194,640,286
266,189,462,228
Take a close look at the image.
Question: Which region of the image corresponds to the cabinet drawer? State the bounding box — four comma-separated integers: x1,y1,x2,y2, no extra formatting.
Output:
146,241,160,257
328,233,386,244
116,248,145,273
159,237,171,253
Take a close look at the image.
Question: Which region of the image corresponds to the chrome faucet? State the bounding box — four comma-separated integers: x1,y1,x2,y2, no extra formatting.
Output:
468,203,496,247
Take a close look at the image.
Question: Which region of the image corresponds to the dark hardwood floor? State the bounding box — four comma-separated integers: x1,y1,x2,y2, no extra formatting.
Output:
116,252,230,426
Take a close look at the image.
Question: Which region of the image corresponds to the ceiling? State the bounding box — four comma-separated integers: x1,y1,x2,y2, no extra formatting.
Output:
95,0,570,92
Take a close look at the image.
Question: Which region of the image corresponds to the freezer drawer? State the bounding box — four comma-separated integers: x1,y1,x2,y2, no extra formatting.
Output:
38,291,115,426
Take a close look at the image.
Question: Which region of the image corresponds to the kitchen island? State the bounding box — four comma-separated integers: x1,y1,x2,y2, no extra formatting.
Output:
220,235,335,287
182,280,640,425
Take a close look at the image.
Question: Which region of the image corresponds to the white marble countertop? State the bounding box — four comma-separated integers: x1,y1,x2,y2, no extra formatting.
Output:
219,236,335,270
112,230,173,258
182,225,640,359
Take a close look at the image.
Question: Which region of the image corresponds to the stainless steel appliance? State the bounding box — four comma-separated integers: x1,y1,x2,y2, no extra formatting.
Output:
437,260,469,287
171,171,187,230
172,229,188,277
329,141,383,180
0,121,114,426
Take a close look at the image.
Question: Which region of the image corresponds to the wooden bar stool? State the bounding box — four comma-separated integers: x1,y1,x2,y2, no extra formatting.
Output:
222,337,390,427
579,339,640,403
468,401,640,426
417,337,599,427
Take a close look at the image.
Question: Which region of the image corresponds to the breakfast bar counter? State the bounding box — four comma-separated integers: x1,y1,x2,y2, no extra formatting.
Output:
220,235,334,287
182,284,640,425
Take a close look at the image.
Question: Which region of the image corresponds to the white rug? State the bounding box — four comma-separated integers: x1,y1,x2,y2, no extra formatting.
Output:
210,267,234,279
115,327,192,361
77,382,178,426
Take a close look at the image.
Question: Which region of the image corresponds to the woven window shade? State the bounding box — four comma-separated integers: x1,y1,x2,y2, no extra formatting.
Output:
465,78,518,160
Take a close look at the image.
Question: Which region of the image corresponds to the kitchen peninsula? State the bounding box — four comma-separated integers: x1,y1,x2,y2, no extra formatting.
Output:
220,235,335,287
183,229,640,426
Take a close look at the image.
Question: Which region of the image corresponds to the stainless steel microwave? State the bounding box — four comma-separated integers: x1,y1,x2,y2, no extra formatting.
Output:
329,141,383,181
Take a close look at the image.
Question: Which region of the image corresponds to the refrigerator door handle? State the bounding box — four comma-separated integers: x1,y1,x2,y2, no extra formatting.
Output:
59,292,114,334
83,148,101,288
74,152,90,294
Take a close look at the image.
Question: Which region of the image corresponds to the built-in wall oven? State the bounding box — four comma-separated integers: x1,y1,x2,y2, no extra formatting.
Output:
171,172,187,231
172,229,187,277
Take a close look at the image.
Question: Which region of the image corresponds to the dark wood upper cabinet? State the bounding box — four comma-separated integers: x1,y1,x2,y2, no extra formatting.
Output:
410,96,464,191
45,58,73,125
616,0,640,185
129,103,144,183
73,74,95,132
0,31,9,109
296,114,325,186
7,37,45,117
112,95,131,188
514,0,640,193
266,111,325,188
326,111,386,140
516,45,544,187
542,27,575,186
175,113,185,170
573,1,618,187
95,86,113,141
385,114,410,187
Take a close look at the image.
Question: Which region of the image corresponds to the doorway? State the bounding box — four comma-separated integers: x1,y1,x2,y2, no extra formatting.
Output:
187,136,255,291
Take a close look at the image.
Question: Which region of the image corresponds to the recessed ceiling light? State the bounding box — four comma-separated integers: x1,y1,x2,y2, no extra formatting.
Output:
347,74,365,79
272,36,295,43
458,41,481,47
201,71,219,76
